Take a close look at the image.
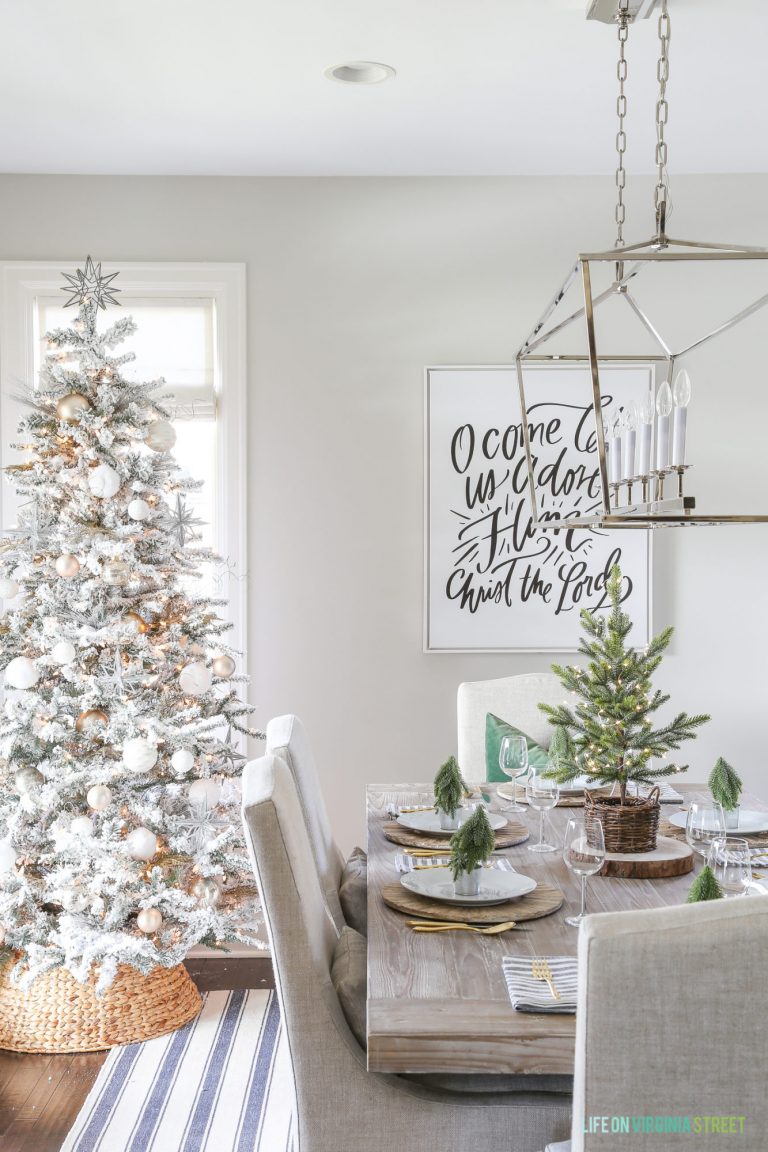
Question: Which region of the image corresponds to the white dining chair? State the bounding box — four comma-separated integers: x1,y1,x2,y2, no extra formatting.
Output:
242,754,572,1152
543,895,768,1152
457,673,565,781
266,714,350,934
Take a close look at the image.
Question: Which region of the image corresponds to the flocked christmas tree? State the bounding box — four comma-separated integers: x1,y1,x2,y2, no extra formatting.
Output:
0,259,263,991
541,564,709,804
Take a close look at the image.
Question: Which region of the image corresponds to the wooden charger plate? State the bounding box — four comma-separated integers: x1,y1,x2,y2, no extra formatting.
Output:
497,783,611,809
381,880,564,924
382,820,529,851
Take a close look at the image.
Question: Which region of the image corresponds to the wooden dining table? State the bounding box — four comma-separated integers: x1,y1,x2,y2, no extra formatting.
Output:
365,781,766,1076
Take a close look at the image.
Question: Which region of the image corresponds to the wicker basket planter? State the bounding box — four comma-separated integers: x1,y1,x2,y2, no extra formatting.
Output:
585,786,661,854
0,960,202,1053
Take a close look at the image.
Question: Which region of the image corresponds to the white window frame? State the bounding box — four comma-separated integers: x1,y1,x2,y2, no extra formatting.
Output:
0,261,248,661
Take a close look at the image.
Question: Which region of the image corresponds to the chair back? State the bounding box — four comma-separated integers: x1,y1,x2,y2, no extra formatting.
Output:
457,673,563,780
573,898,768,1151
241,755,366,1150
266,714,345,931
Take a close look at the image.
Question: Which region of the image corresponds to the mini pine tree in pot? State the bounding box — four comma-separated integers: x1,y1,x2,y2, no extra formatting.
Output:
708,758,743,829
540,565,709,854
450,807,496,896
433,756,470,830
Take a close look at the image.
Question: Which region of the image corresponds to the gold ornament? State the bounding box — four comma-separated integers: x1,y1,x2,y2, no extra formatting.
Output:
55,554,80,579
122,611,149,634
56,393,92,423
102,559,130,586
211,654,236,679
76,709,108,733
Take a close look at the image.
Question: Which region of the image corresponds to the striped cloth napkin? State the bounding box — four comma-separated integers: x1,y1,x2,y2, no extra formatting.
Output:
502,956,578,1014
395,854,514,874
637,783,684,803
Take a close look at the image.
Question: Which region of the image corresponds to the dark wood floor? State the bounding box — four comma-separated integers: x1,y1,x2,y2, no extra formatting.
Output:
0,958,274,1152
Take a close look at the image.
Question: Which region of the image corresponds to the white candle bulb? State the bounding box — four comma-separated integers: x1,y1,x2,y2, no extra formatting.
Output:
671,370,691,466
622,403,638,481
609,412,623,485
655,380,673,471
637,390,654,477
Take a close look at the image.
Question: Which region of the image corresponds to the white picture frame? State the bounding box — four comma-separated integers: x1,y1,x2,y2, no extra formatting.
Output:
424,364,652,653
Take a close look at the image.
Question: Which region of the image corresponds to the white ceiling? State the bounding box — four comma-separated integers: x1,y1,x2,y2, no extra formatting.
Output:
1,0,765,176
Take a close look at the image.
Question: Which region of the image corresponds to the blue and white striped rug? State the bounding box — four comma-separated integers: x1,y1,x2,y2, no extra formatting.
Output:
62,989,294,1152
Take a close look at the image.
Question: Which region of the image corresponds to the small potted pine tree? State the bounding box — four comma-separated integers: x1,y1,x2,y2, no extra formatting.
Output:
450,806,496,896
541,565,709,854
708,758,743,830
434,756,470,830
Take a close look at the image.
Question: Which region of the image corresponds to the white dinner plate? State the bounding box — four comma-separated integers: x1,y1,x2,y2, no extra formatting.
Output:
397,809,508,836
400,867,537,907
668,809,768,835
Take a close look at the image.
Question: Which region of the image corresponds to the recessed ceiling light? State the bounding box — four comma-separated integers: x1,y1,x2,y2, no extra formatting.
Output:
324,61,396,85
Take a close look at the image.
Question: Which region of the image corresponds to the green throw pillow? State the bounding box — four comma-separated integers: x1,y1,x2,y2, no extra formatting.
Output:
484,713,549,783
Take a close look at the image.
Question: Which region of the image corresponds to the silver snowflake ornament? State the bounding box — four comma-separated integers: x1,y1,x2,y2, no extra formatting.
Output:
166,494,205,547
176,801,230,854
61,257,121,310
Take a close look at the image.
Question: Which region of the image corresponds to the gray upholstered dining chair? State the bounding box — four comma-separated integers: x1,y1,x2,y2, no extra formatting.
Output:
457,673,564,781
544,896,768,1152
266,713,366,936
242,754,572,1152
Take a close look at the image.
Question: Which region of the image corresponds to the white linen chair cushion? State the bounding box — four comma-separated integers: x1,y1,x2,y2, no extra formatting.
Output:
457,674,565,781
338,846,368,936
572,897,768,1152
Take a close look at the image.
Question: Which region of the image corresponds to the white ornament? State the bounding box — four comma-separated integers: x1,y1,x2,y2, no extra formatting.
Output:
145,419,176,453
51,641,76,665
88,463,121,499
171,749,195,774
122,737,158,774
0,839,16,875
127,498,151,521
87,784,112,811
4,656,40,690
211,654,236,679
137,907,163,934
126,827,158,861
55,554,80,579
179,661,212,696
0,578,19,599
189,778,221,807
60,885,89,913
70,815,94,838
15,766,44,793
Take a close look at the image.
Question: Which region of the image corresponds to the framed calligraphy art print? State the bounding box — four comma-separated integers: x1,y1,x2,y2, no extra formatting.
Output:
424,364,651,652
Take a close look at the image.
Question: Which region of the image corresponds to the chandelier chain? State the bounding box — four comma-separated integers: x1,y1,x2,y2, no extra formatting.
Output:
655,0,671,227
614,0,631,247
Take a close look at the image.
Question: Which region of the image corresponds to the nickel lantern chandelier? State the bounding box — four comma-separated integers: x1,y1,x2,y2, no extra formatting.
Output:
516,0,768,527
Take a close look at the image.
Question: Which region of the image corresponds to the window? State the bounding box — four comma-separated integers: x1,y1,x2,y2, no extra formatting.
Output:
0,263,247,651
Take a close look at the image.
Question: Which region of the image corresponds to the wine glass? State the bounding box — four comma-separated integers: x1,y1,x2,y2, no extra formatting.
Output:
563,817,606,927
685,801,726,860
498,735,529,813
525,771,559,852
709,836,751,898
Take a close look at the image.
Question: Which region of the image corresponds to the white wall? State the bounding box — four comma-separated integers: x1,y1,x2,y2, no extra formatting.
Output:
0,174,766,852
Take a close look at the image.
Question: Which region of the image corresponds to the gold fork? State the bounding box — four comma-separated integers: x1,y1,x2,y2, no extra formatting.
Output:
531,958,561,1000
406,920,519,935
